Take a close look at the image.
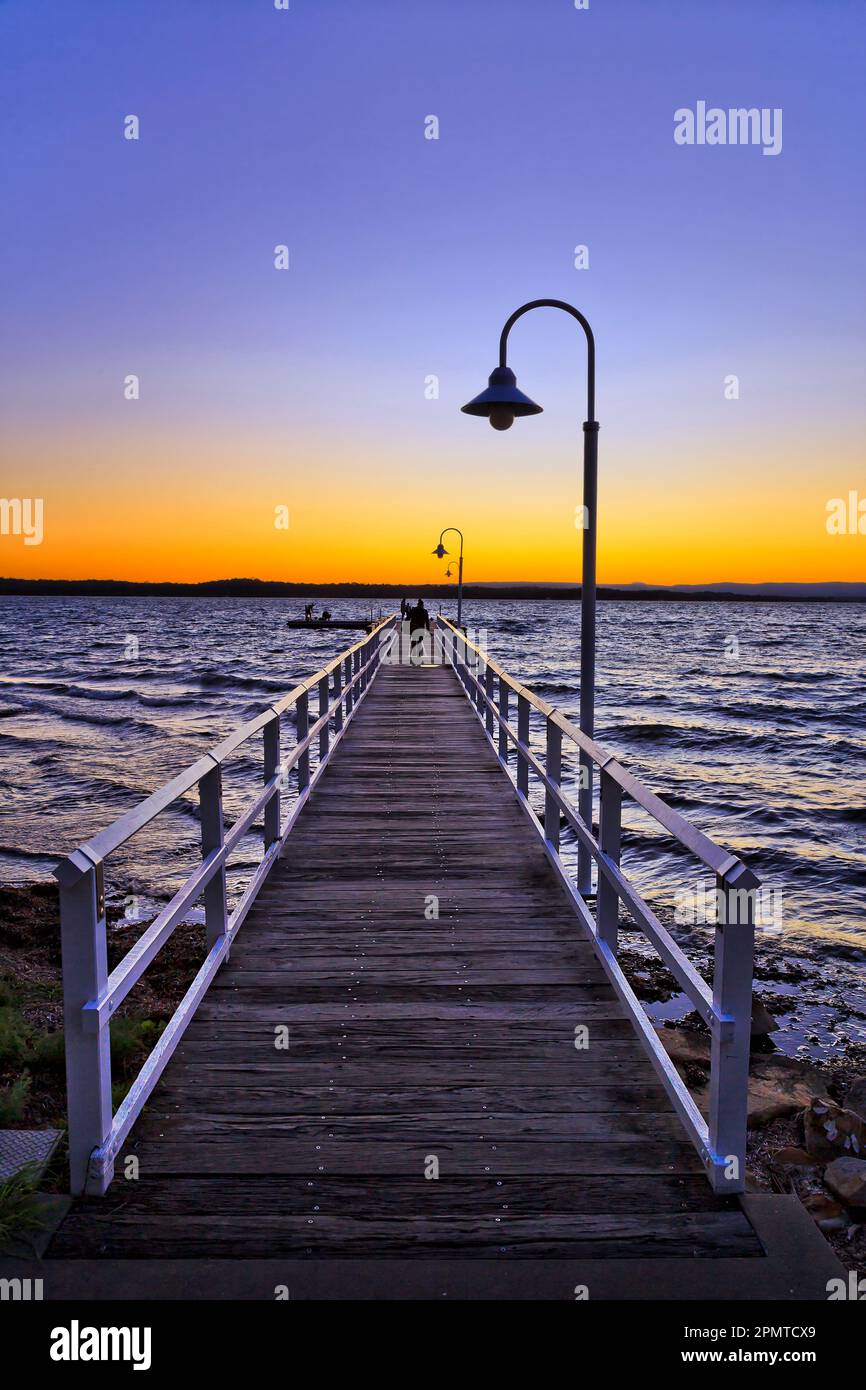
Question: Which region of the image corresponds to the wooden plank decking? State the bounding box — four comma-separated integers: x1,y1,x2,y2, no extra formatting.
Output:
50,662,762,1263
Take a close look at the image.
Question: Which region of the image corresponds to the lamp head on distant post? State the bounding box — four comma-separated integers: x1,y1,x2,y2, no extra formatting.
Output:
460,366,543,431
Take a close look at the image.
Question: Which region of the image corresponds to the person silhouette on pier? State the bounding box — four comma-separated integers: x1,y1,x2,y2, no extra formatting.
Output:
409,599,429,632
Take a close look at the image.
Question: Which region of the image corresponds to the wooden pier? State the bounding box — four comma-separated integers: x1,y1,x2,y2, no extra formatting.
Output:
42,621,842,1297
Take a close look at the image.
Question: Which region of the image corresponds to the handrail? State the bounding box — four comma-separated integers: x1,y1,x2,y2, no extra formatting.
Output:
435,613,758,1195
437,616,756,889
55,615,397,1195
59,619,394,874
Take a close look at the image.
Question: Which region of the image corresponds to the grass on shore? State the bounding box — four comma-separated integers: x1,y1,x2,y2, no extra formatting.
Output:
0,975,165,1125
0,1161,45,1247
0,881,204,1244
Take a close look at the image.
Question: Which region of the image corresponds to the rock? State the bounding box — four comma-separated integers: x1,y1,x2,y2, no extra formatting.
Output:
745,1061,829,1126
770,1146,815,1169
750,996,779,1036
655,1026,832,1127
802,1193,847,1233
804,1098,866,1160
845,1076,866,1122
824,1157,866,1209
656,1026,710,1069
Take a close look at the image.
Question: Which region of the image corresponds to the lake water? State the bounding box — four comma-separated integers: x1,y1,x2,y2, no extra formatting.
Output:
1,595,864,1055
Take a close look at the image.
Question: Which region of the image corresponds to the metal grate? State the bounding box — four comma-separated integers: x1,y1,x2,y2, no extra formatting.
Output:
0,1128,62,1183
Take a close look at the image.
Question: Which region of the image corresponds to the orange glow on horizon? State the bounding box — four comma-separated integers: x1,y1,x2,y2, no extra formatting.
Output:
2,433,864,587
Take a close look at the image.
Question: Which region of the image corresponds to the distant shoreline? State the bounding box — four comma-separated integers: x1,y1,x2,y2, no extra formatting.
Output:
1,577,864,602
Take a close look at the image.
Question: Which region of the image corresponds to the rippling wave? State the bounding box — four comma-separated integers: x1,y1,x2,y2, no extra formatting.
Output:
1,596,864,979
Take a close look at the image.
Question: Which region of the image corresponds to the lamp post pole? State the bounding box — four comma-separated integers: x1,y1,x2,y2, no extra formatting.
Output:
434,527,465,628
463,300,597,897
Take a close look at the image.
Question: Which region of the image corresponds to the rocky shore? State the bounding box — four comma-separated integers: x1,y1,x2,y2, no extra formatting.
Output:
620,945,866,1277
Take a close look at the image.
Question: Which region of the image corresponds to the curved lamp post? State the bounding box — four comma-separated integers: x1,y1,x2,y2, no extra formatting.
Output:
432,526,464,628
461,299,597,896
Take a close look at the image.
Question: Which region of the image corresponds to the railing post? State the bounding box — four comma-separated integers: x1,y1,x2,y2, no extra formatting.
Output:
544,717,562,851
517,693,530,796
200,761,228,950
460,633,473,698
57,854,113,1195
498,676,509,761
708,868,755,1194
344,654,354,716
597,767,622,952
296,689,310,791
577,751,594,898
318,674,330,762
333,662,343,732
484,664,495,737
263,714,281,848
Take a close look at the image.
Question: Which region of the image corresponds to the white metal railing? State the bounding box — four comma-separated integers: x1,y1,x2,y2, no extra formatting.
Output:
55,616,396,1195
435,615,758,1195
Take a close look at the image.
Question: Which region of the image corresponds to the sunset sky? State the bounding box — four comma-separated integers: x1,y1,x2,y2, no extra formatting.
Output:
1,0,864,585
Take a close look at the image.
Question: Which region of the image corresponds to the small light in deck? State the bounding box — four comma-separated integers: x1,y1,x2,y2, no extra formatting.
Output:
461,299,598,896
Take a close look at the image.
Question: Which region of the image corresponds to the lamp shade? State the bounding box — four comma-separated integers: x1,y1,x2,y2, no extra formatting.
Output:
432,543,447,558
461,366,543,419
